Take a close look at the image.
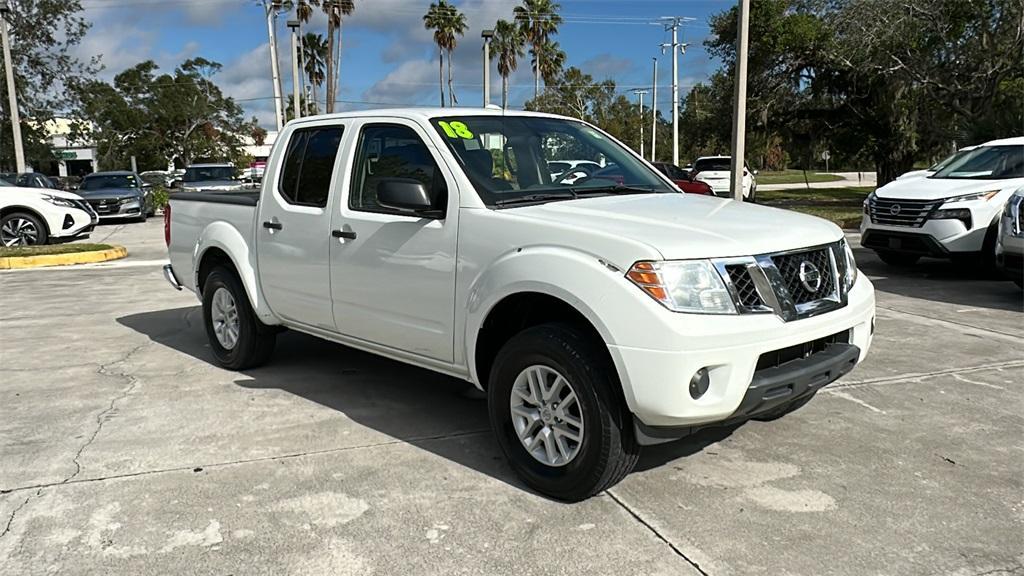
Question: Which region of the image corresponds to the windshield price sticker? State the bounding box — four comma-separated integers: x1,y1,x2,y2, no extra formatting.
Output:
439,121,474,139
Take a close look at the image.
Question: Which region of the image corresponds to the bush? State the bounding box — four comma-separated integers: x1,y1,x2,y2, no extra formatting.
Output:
150,186,170,210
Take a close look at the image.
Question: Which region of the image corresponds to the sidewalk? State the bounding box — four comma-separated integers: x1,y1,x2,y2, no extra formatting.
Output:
759,172,876,191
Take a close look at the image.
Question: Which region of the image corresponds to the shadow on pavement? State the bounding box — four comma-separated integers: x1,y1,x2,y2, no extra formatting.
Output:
117,306,729,497
852,244,1023,313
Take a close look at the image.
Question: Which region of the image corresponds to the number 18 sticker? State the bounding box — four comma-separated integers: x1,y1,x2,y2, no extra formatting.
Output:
438,121,474,139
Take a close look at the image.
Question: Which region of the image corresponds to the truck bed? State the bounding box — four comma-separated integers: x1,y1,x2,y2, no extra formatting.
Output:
169,190,260,206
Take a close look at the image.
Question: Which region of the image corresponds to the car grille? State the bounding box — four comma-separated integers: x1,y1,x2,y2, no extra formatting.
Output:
87,199,118,215
725,264,765,308
771,248,835,305
867,196,939,227
716,242,845,322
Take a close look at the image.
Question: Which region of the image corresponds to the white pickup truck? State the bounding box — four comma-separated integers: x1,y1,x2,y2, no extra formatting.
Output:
164,108,875,501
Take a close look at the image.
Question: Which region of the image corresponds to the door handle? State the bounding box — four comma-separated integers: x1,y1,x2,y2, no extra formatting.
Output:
262,221,283,231
332,229,357,240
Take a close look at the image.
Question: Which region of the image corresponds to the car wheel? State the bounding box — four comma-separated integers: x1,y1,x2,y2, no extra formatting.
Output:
487,323,639,502
202,267,276,370
876,251,920,267
1,211,48,246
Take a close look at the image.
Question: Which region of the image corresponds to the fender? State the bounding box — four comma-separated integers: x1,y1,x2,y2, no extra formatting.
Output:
193,220,278,324
463,244,655,388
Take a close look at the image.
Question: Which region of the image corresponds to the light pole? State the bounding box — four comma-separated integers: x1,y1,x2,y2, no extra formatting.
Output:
729,0,751,201
660,17,692,167
287,19,301,121
263,1,284,130
650,57,658,162
631,89,649,160
0,1,25,173
481,29,494,107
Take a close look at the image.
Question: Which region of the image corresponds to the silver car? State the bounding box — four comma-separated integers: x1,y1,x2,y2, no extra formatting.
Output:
996,188,1023,288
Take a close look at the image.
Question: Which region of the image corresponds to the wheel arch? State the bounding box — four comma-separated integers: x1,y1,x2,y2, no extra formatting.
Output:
0,205,52,239
192,221,270,322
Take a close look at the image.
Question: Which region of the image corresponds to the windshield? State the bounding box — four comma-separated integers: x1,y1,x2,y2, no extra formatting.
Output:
693,158,731,172
928,149,970,172
931,145,1024,180
81,174,139,190
429,115,672,206
184,166,235,182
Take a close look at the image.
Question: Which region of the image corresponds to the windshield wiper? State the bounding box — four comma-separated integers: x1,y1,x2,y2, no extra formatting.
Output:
570,184,659,196
494,190,578,207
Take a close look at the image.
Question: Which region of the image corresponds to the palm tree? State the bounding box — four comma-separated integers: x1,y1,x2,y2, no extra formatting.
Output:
514,0,562,98
491,19,525,109
302,32,328,112
443,4,468,106
424,1,452,107
536,39,565,86
295,1,354,113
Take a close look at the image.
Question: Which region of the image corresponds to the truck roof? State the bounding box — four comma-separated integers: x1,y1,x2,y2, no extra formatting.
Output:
188,163,235,168
286,107,574,127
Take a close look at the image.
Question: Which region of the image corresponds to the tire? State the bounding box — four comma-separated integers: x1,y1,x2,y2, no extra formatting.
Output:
134,210,148,223
202,266,276,370
876,251,920,267
1,211,49,246
487,323,639,502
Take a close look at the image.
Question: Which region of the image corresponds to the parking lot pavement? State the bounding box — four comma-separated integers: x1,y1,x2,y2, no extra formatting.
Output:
1,223,1021,575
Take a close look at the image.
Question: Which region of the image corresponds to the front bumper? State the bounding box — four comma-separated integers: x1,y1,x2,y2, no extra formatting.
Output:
87,199,144,220
859,199,1001,255
608,276,875,431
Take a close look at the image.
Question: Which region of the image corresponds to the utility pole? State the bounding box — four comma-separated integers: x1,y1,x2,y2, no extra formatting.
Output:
264,1,284,130
631,89,649,160
650,57,658,162
660,17,693,168
729,0,751,201
481,29,494,107
0,1,25,173
288,19,301,121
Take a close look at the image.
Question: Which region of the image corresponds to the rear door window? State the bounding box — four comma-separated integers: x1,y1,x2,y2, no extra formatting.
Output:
278,126,344,207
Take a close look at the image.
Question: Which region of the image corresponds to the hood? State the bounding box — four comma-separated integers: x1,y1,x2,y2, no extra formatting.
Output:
76,187,141,201
0,186,84,201
875,176,1024,201
511,193,842,260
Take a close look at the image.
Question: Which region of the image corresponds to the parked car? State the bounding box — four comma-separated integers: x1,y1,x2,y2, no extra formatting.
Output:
651,162,715,195
77,171,154,222
0,178,97,246
164,108,874,502
861,137,1024,267
0,172,60,191
140,170,174,188
52,175,82,192
690,156,757,200
179,163,246,193
996,188,1023,288
896,146,977,181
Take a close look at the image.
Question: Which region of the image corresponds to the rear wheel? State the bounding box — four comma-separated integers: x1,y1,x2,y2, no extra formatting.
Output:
876,251,920,267
1,212,48,246
202,267,276,370
487,323,639,502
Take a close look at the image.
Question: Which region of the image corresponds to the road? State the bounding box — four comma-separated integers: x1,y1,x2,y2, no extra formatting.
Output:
1,219,1021,575
758,172,878,191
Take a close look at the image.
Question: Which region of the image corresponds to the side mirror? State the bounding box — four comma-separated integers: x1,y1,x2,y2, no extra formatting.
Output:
752,169,759,176
377,178,442,218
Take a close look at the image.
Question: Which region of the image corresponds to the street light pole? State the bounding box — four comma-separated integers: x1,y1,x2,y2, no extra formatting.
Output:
264,1,284,130
631,89,649,160
729,0,751,201
287,20,300,121
0,1,25,173
660,17,692,168
481,29,494,107
650,57,658,162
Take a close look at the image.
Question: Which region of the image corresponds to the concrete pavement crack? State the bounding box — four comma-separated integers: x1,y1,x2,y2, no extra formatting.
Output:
831,359,1024,390
62,344,149,484
606,489,710,576
876,305,1024,341
0,489,40,541
2,428,491,495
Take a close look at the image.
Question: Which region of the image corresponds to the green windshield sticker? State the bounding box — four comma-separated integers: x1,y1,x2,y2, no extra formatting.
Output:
439,120,474,139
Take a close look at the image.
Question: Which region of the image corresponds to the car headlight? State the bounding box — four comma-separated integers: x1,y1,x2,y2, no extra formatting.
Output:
863,191,875,214
931,208,972,229
42,194,76,208
944,190,999,204
840,239,858,292
626,260,736,314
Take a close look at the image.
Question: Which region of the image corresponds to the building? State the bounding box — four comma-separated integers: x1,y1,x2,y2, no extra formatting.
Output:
36,118,99,178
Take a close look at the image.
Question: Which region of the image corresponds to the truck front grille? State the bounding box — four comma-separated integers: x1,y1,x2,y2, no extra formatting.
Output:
867,196,939,228
714,241,847,322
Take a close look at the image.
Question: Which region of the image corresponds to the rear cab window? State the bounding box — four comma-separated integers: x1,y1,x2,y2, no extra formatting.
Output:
278,126,345,207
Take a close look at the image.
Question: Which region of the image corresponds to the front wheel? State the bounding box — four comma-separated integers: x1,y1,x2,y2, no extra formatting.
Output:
487,323,639,502
202,267,276,370
876,251,920,267
1,212,48,246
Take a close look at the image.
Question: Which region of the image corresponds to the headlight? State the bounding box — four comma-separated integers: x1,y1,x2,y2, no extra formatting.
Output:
120,197,140,205
931,208,972,229
626,260,736,314
841,239,858,292
944,190,999,204
42,194,76,208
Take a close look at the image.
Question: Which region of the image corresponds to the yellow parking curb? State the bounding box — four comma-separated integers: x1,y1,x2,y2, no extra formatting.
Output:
0,246,128,270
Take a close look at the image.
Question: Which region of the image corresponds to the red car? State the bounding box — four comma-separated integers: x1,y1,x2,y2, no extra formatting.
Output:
651,162,714,195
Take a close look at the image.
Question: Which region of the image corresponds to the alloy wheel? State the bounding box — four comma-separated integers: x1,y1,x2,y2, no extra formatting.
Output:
1,218,40,246
210,287,240,350
509,365,585,467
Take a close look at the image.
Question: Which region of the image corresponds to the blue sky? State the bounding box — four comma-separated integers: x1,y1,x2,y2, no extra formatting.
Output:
77,0,732,128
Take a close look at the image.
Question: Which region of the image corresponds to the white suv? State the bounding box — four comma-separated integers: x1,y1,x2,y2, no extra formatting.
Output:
861,137,1024,266
0,179,97,246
